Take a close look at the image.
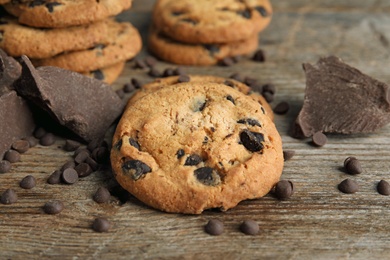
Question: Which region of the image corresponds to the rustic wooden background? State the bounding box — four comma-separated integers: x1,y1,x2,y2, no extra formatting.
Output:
1,0,390,259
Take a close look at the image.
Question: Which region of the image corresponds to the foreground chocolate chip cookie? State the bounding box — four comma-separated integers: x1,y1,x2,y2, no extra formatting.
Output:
32,22,142,72
3,0,132,28
152,0,272,44
148,26,259,66
111,82,283,214
129,75,274,120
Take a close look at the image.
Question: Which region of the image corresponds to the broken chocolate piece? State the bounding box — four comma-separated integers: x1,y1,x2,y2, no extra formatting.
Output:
0,49,22,95
122,159,151,180
0,91,35,159
239,129,264,152
14,56,123,142
291,56,390,138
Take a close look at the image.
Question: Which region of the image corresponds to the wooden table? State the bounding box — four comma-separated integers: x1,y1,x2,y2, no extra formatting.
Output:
2,1,390,259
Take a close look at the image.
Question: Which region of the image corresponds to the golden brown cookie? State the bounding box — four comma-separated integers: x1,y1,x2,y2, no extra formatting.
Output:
32,22,142,72
3,0,132,28
81,61,125,84
152,0,272,44
148,26,259,66
111,82,283,214
129,75,274,120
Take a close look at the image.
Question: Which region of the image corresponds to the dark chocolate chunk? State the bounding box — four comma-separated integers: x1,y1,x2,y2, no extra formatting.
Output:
239,129,264,152
204,44,220,56
0,49,22,93
344,157,362,175
283,150,295,161
194,167,221,186
178,74,190,83
239,220,259,235
63,139,81,152
14,56,123,142
19,175,36,189
93,187,111,203
273,101,290,115
92,217,110,233
237,118,261,127
61,168,79,184
291,56,390,138
252,49,266,62
0,91,35,159
11,139,30,153
338,178,359,194
129,138,140,150
204,219,224,236
1,188,17,204
377,180,390,196
43,200,64,214
226,95,235,104
274,180,294,200
4,150,21,163
39,133,55,146
47,170,62,184
184,154,202,166
122,160,151,180
312,131,327,147
0,160,11,173
176,149,185,159
74,163,92,178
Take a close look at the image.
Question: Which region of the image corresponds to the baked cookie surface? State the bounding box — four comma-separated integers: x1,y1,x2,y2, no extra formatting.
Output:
152,0,272,44
111,82,283,214
3,0,132,28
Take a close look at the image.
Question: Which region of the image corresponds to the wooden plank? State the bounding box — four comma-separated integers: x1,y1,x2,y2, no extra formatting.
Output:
1,0,390,259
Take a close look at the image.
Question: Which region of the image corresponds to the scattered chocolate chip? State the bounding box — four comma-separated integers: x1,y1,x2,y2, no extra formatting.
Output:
93,187,111,203
85,157,99,171
63,139,81,152
239,129,264,152
1,189,17,204
162,68,175,77
338,178,359,194
283,150,295,161
133,57,148,69
226,95,235,104
184,154,202,166
0,160,11,173
344,157,362,175
244,77,257,87
23,136,39,147
173,67,186,76
237,118,261,127
262,92,274,103
262,83,276,95
377,180,390,196
116,89,125,99
123,82,135,93
87,139,103,152
92,147,109,163
219,57,235,66
178,74,190,83
74,150,90,164
252,49,266,62
60,160,76,172
204,219,224,236
148,67,162,78
129,138,140,150
255,6,269,17
4,150,21,163
312,131,327,147
131,78,142,89
43,200,64,214
92,217,110,233
75,163,92,177
33,127,46,139
204,44,220,56
239,220,259,235
237,9,251,19
11,140,30,153
19,175,36,189
223,80,235,88
47,170,62,184
144,56,157,68
194,167,221,186
40,133,55,146
274,180,294,200
61,168,79,184
273,101,290,115
176,149,185,159
122,160,151,180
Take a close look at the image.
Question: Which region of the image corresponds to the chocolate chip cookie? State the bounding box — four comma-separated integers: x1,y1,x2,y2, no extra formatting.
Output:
3,0,132,28
111,82,283,214
129,75,274,120
152,0,272,44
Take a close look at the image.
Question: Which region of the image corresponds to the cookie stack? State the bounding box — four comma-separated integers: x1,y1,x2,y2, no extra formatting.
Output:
148,0,273,66
0,0,142,84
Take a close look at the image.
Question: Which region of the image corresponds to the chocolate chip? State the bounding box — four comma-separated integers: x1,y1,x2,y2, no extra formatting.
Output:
87,139,105,152
338,178,359,194
148,67,162,78
176,149,185,159
23,136,39,147
178,74,190,83
92,147,109,163
173,67,186,76
229,73,243,82
61,160,76,172
63,139,81,152
61,168,78,184
116,89,125,99
194,99,207,112
237,9,251,19
204,219,224,235
4,150,21,163
219,57,235,66
204,44,220,56
122,160,151,180
40,133,55,146
131,78,142,89
162,68,175,77
239,129,264,152
262,92,274,103
377,180,390,196
184,154,202,166
194,167,221,186
75,163,92,177
74,150,89,164
239,220,259,235
244,77,257,87
33,127,46,139
11,140,30,153
226,95,235,104
47,170,62,184
262,83,276,95
283,150,295,161
255,6,269,17
43,200,64,214
93,187,111,203
274,180,294,200
114,139,123,150
223,80,235,88
312,131,327,147
92,217,110,233
344,157,362,175
1,189,17,204
144,56,157,68
19,175,36,189
237,118,261,127
252,49,266,62
0,160,11,173
273,101,290,115
91,69,104,80
129,138,140,150
123,82,135,93
86,157,99,171
133,57,148,69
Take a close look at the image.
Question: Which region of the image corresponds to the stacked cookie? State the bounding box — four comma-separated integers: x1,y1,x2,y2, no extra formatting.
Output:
0,0,142,84
148,0,273,66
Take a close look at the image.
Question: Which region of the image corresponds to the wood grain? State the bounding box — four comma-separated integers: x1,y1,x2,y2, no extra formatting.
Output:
1,0,390,259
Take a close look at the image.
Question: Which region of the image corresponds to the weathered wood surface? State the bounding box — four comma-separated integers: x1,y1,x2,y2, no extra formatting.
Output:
1,0,390,259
